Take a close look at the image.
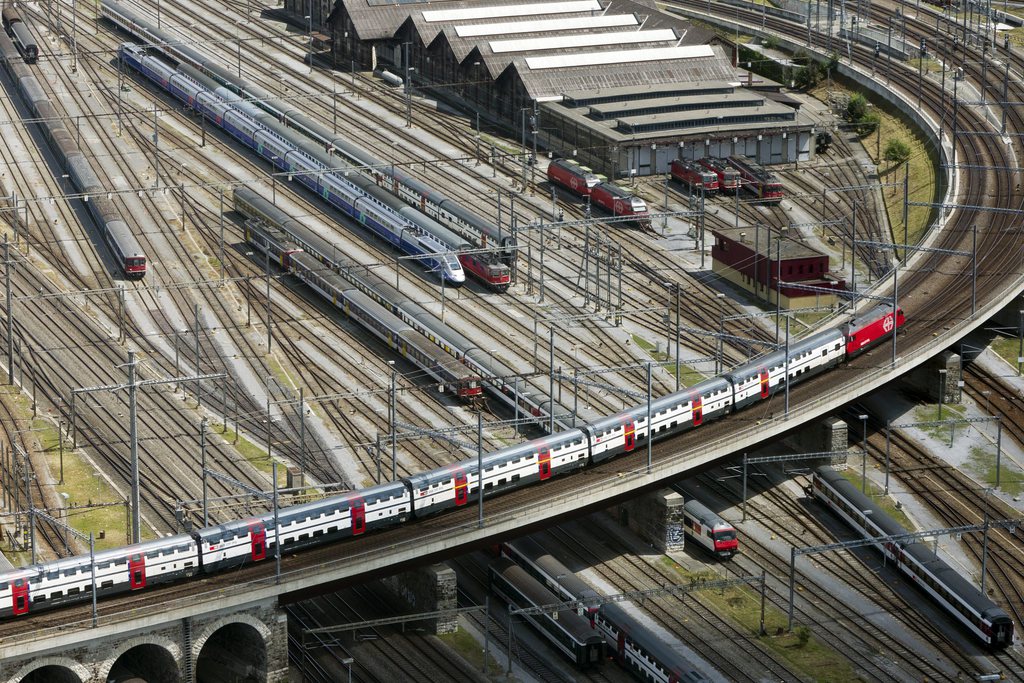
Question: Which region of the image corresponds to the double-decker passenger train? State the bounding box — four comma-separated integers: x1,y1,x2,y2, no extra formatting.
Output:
119,43,464,286
680,497,738,559
0,302,905,621
501,537,712,681
243,205,482,400
100,0,512,291
490,558,604,668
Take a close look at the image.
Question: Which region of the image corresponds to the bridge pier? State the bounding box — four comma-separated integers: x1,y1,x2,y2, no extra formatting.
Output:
0,598,288,683
380,563,458,634
906,350,962,406
790,416,847,456
610,489,686,552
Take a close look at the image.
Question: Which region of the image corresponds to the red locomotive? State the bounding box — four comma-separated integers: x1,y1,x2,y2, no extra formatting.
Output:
841,304,905,356
548,158,649,226
726,155,784,203
697,157,741,192
670,159,719,195
590,182,650,226
547,158,600,196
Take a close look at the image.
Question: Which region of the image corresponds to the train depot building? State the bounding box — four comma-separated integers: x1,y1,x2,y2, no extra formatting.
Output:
711,227,846,308
302,0,819,178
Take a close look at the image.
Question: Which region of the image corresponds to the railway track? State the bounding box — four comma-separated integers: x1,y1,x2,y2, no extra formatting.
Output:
545,522,806,683
698,469,987,680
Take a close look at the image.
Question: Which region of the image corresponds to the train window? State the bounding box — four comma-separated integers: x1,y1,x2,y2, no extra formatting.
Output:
511,474,520,482
328,526,338,534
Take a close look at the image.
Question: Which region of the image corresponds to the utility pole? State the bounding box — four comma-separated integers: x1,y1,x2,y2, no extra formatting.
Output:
4,235,11,385
72,355,224,543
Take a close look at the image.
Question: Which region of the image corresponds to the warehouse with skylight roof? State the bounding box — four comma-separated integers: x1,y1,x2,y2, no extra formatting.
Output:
299,0,818,177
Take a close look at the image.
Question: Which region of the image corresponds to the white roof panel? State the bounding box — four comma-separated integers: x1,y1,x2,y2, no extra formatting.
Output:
422,0,601,23
490,29,676,53
525,45,715,70
455,14,637,38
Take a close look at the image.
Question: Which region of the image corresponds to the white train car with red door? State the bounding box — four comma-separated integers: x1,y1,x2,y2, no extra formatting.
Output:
681,498,738,558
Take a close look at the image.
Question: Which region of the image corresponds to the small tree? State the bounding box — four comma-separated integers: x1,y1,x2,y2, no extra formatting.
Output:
884,138,912,167
846,92,869,122
795,626,812,647
856,111,880,137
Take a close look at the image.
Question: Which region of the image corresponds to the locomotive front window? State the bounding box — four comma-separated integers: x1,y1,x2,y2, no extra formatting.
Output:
714,530,737,541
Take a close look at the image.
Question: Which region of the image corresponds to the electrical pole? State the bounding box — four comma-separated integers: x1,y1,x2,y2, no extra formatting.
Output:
73,356,225,543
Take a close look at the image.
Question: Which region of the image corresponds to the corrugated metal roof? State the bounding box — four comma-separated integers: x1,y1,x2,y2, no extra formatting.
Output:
525,44,714,70
421,0,600,22
455,13,637,37
490,28,675,53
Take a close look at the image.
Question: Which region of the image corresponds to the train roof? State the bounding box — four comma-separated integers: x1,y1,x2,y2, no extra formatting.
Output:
490,558,598,639
599,602,709,680
843,304,900,335
814,467,907,537
510,537,600,601
682,498,730,527
818,466,1010,623
723,329,843,381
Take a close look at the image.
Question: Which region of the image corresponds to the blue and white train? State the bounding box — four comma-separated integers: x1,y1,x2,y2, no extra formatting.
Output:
0,299,906,621
118,43,464,286
100,0,512,291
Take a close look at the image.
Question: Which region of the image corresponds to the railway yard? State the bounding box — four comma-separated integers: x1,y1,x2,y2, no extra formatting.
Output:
0,0,1022,681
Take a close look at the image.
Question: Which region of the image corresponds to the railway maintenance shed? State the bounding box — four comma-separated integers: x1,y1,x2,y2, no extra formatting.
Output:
297,0,819,178
711,227,846,308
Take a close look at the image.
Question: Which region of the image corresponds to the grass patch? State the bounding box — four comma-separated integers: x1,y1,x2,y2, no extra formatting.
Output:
792,310,832,328
989,334,1023,370
229,427,288,488
659,558,861,680
631,334,668,361
266,354,297,392
907,57,943,75
912,403,967,442
39,421,139,550
810,83,939,258
0,388,140,554
438,627,512,681
965,445,1024,496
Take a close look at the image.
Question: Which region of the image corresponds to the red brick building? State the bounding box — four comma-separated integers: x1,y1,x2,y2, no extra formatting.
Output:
711,227,846,307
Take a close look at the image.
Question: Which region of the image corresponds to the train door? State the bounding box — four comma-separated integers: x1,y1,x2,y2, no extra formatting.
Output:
759,368,770,398
691,393,703,426
623,420,635,452
249,522,267,561
538,447,551,480
616,630,626,659
128,553,146,590
351,498,366,535
10,578,28,615
454,469,468,506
